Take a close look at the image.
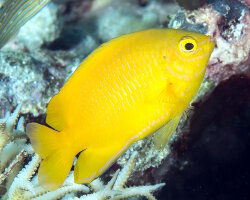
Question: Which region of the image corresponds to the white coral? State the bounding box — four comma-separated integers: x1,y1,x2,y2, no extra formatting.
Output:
79,153,165,200
7,152,165,200
7,154,89,200
0,105,22,153
0,105,28,185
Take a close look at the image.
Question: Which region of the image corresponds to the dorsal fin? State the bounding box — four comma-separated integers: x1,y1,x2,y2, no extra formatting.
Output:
46,94,67,131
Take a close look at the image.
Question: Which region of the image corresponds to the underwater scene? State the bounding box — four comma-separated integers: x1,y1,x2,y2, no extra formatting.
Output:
0,0,249,199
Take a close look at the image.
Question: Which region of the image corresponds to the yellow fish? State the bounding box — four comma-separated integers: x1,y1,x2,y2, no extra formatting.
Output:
27,29,214,190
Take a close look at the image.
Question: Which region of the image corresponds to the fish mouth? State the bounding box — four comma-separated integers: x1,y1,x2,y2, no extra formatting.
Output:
207,36,215,52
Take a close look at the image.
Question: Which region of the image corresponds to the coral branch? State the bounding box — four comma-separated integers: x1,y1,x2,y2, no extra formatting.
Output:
0,150,26,185
7,151,165,199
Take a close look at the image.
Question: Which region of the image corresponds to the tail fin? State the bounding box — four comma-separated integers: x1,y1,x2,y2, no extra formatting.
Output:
26,123,75,190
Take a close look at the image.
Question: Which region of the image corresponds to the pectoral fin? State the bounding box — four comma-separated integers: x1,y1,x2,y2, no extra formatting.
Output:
153,114,182,149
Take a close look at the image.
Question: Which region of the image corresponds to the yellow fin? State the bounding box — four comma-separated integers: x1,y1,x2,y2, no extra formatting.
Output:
74,145,126,184
26,123,75,190
157,85,176,104
46,94,67,131
153,114,182,149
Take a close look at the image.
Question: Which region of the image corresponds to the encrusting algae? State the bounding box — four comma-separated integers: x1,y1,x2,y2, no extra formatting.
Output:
26,28,215,190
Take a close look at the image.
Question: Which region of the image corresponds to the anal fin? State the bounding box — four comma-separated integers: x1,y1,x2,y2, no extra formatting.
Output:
74,144,130,184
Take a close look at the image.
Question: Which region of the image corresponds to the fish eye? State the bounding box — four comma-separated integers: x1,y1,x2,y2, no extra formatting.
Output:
178,37,197,54
185,43,194,50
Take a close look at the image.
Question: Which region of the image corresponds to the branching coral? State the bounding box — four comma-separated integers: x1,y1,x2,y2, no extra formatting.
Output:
7,153,89,200
0,150,27,185
0,105,28,185
7,152,165,200
0,105,23,153
83,153,165,200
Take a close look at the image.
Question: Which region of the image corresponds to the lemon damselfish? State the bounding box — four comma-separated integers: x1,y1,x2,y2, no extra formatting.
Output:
27,29,215,190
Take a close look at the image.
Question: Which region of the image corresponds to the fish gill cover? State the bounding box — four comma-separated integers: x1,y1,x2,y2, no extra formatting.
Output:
0,0,50,49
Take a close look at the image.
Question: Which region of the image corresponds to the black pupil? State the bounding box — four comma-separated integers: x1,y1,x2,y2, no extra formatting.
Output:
185,43,194,50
